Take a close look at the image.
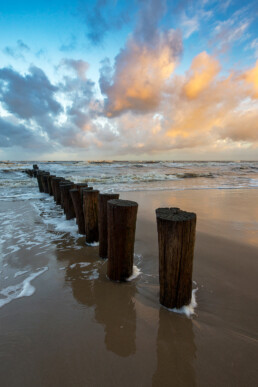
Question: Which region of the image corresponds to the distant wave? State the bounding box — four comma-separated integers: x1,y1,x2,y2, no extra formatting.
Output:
175,172,215,179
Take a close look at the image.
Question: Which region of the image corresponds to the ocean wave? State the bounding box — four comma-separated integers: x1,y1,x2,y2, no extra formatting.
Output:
175,172,215,179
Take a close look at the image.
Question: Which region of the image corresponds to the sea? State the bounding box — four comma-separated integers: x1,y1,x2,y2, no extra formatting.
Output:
1,160,258,201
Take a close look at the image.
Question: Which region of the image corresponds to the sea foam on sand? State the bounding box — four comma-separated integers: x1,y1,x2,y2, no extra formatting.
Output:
126,265,141,281
85,241,99,247
0,267,48,308
166,288,198,317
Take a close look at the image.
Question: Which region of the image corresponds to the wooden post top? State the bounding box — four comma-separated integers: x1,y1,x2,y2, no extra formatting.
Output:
59,181,73,186
108,199,138,208
99,193,119,198
81,187,93,193
76,183,88,187
52,177,64,181
156,207,196,222
60,183,74,189
83,189,99,195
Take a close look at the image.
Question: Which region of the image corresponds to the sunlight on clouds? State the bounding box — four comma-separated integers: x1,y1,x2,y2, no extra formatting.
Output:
101,30,182,117
184,52,220,99
243,60,258,98
0,103,10,117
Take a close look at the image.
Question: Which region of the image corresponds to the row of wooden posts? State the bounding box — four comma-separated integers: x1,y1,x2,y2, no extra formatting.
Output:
24,165,197,310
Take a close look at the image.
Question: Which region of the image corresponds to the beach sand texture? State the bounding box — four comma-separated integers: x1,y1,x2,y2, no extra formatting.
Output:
0,171,258,386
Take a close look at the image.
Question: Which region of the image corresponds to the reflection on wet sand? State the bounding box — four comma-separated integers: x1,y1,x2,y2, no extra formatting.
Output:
65,257,136,357
152,308,196,387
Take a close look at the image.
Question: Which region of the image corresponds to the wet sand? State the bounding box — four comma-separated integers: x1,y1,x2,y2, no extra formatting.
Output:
0,189,258,386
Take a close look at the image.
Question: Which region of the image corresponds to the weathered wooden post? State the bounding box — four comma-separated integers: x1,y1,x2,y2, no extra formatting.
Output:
62,183,76,220
39,172,50,193
107,199,138,281
83,190,99,244
70,189,85,234
59,181,72,208
37,171,45,192
98,193,120,258
55,179,69,205
47,175,56,196
79,185,92,203
81,187,93,211
155,207,196,309
32,164,38,177
42,174,50,193
76,183,88,190
52,177,65,202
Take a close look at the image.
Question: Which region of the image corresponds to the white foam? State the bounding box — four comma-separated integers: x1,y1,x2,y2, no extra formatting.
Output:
0,267,48,308
87,269,99,280
126,265,141,281
14,270,30,278
6,245,20,254
69,262,91,269
86,241,99,247
166,289,198,317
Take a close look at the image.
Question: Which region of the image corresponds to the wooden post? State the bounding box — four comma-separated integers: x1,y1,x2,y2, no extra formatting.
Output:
156,207,196,309
37,171,45,192
32,164,38,177
55,179,69,205
41,173,50,193
107,199,138,281
83,190,99,244
79,186,92,203
76,183,88,190
70,189,85,234
47,175,56,196
98,193,120,258
62,184,76,220
52,177,65,202
59,182,72,209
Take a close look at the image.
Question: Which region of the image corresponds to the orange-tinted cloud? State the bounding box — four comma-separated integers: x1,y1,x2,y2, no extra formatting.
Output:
100,30,182,117
243,60,258,98
94,52,258,157
183,52,220,99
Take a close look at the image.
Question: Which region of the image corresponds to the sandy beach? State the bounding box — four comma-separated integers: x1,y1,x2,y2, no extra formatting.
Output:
0,187,257,387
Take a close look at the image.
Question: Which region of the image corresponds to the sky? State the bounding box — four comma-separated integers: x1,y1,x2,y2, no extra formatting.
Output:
0,0,257,161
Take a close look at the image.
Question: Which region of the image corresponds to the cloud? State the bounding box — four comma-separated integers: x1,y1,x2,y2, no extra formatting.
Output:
0,61,102,152
100,30,182,117
250,38,258,58
183,52,220,99
181,14,200,39
99,0,182,117
0,117,50,149
210,6,254,53
94,51,258,157
0,66,62,120
59,59,89,80
243,60,258,98
133,0,167,45
3,39,30,59
78,0,133,45
180,8,213,39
